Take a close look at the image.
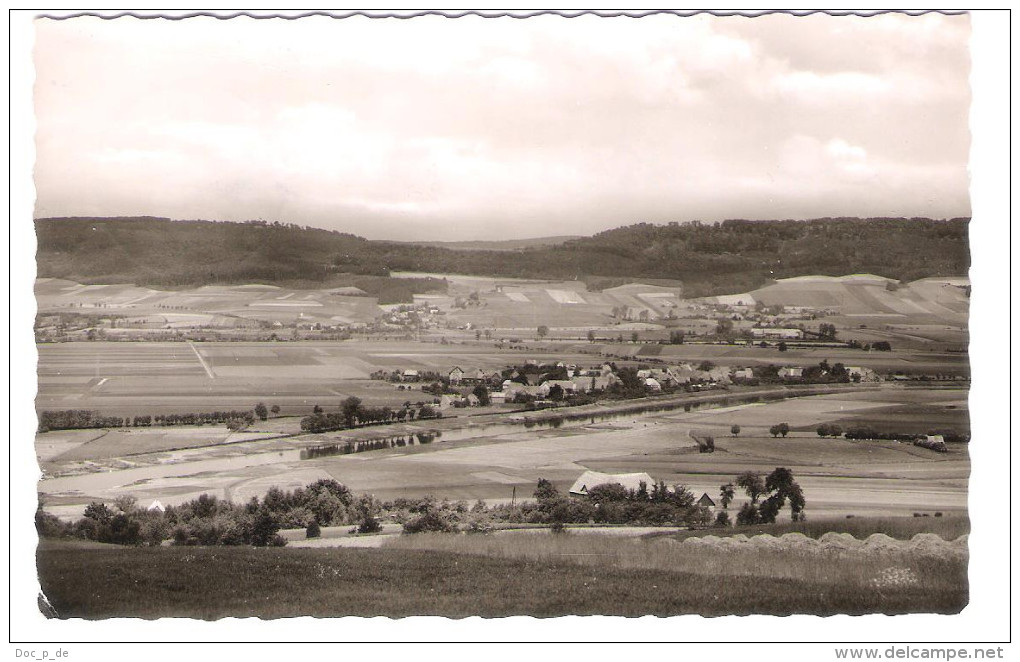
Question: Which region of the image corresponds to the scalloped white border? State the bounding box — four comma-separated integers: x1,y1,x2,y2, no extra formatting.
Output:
6,7,1012,653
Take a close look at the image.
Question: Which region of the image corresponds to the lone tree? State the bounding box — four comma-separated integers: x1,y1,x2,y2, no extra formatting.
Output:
254,402,268,421
759,467,806,523
472,384,491,406
736,471,766,505
734,468,805,524
534,478,560,503
731,424,741,437
537,325,549,339
270,404,281,415
719,483,735,509
587,330,596,343
341,396,363,427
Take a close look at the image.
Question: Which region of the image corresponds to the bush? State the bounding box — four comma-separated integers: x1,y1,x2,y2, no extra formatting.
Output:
736,502,759,525
35,509,70,538
465,520,494,535
403,511,456,534
306,521,321,539
714,510,731,528
357,516,382,534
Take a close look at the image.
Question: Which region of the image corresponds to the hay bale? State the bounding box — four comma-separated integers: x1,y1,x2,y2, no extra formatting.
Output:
909,533,955,557
819,531,861,551
716,535,749,550
863,533,903,553
748,534,782,550
779,532,818,550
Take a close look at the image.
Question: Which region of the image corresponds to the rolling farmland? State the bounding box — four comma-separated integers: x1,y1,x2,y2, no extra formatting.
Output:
36,385,970,523
35,278,384,328
35,340,612,416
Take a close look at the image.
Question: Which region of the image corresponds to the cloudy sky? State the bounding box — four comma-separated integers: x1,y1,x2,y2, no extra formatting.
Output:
33,12,972,241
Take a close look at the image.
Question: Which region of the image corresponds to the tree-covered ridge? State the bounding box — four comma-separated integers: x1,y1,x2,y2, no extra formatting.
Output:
36,216,969,297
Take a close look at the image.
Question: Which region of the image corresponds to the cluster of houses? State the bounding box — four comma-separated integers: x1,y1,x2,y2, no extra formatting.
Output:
402,359,880,411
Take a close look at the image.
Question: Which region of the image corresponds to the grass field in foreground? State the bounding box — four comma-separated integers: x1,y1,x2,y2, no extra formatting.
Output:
37,534,967,619
661,516,970,542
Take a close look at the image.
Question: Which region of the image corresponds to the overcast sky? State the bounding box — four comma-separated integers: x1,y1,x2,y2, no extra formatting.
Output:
33,12,971,241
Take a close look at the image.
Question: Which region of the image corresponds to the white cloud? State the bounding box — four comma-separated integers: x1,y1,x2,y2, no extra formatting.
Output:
33,13,972,238
825,138,867,162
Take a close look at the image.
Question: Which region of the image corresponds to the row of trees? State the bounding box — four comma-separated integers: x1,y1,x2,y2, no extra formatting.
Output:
37,408,258,432
299,396,439,433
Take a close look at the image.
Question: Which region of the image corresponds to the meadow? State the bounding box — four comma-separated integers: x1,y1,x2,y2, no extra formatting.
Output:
37,526,967,618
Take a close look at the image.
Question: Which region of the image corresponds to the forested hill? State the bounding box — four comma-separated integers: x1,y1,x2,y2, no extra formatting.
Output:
35,216,970,297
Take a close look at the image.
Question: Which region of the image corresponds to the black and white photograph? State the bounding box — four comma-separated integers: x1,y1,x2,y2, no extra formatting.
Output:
9,7,1012,651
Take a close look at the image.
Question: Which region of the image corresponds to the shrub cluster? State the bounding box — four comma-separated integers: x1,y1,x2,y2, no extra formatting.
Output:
844,427,922,442
37,479,381,548
816,423,844,438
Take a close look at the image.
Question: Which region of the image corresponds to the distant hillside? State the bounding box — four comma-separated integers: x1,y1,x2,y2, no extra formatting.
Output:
410,236,582,251
35,216,969,298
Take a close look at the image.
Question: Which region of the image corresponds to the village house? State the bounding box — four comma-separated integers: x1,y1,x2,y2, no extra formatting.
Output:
666,365,696,384
538,379,579,397
732,367,754,380
751,327,805,340
593,374,620,391
448,366,464,384
845,366,879,382
697,493,716,509
644,377,662,391
503,383,545,400
401,369,420,382
778,366,804,379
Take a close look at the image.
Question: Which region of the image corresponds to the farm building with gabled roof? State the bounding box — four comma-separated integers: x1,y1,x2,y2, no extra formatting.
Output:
569,470,655,496
697,493,716,508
